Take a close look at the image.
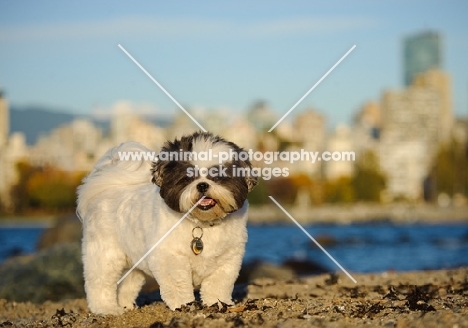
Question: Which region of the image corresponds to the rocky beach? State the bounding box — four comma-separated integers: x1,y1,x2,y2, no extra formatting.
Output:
1,268,467,327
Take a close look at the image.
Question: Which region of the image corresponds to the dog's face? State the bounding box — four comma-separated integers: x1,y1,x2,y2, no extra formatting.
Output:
151,132,257,222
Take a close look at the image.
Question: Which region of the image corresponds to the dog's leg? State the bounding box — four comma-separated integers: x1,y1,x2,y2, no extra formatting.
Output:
151,254,195,310
117,269,146,310
200,249,244,307
82,237,126,315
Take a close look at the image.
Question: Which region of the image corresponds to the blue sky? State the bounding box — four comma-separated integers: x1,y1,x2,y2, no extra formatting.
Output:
1,0,467,128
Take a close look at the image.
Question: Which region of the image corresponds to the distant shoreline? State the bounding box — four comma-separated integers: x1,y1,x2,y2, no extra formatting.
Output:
0,215,56,228
249,202,468,225
1,203,468,227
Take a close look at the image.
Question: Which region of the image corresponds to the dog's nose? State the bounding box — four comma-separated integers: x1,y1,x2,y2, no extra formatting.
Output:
197,182,209,193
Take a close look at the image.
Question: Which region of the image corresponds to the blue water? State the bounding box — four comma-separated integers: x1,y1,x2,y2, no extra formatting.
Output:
0,226,45,261
1,222,468,273
245,223,468,272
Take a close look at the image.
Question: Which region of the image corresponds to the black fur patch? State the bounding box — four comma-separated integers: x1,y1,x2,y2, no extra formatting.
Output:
151,131,258,214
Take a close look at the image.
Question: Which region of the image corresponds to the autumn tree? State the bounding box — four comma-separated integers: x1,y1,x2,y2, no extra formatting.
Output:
10,162,85,213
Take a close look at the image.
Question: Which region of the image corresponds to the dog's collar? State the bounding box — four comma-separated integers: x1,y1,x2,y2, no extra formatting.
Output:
187,217,223,228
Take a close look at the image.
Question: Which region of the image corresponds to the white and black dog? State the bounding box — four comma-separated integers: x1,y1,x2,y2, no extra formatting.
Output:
77,132,257,314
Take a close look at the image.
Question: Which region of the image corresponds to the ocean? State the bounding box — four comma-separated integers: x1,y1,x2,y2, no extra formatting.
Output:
1,222,468,272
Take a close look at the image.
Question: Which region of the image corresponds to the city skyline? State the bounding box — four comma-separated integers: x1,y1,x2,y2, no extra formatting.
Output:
1,64,464,206
1,1,468,129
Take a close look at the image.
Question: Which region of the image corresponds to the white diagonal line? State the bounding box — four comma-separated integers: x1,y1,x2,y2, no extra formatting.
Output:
118,44,207,132
117,196,206,285
268,45,356,132
268,196,357,284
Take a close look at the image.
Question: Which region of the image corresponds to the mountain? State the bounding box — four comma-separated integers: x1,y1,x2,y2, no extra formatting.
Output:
10,105,171,145
10,106,80,145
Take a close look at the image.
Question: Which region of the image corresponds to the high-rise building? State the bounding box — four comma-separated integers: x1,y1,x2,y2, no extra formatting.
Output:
404,31,442,86
30,119,102,172
325,124,355,180
353,101,381,157
291,109,326,177
0,90,28,210
247,101,277,132
0,88,9,147
379,86,441,200
413,69,453,144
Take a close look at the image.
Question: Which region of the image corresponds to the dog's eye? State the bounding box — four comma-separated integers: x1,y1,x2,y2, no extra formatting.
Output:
183,175,194,183
211,175,227,182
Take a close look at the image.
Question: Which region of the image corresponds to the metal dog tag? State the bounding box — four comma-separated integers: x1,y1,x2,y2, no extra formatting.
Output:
191,237,204,255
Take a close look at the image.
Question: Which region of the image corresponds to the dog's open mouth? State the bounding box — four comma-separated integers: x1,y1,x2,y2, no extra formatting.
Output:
197,197,217,211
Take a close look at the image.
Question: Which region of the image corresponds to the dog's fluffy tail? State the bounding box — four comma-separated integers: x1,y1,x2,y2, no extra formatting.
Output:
77,142,155,220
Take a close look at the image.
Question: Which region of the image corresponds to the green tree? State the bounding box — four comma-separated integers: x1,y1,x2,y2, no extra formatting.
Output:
247,178,269,205
430,139,468,198
352,151,386,202
324,177,355,203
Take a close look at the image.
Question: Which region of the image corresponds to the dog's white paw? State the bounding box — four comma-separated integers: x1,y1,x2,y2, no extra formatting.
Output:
203,297,233,309
119,301,137,312
163,296,195,311
89,304,125,316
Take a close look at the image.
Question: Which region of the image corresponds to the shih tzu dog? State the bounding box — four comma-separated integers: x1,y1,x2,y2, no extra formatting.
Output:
77,132,257,314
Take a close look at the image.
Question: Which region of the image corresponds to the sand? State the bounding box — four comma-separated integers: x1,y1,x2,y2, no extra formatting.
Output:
1,268,467,328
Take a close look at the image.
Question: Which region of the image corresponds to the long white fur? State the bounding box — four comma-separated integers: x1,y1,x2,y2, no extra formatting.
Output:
77,140,248,314
190,134,233,168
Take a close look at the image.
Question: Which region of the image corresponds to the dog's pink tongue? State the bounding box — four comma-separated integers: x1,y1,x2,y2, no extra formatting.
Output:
199,198,215,206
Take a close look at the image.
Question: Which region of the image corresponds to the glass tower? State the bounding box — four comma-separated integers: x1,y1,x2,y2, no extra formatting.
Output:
403,31,442,86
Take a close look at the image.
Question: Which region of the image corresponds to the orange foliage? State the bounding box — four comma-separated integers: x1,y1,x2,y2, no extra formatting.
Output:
10,161,86,213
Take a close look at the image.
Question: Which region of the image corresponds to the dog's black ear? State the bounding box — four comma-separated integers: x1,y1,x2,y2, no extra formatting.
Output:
246,171,258,192
246,168,258,192
237,151,258,192
151,157,164,186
